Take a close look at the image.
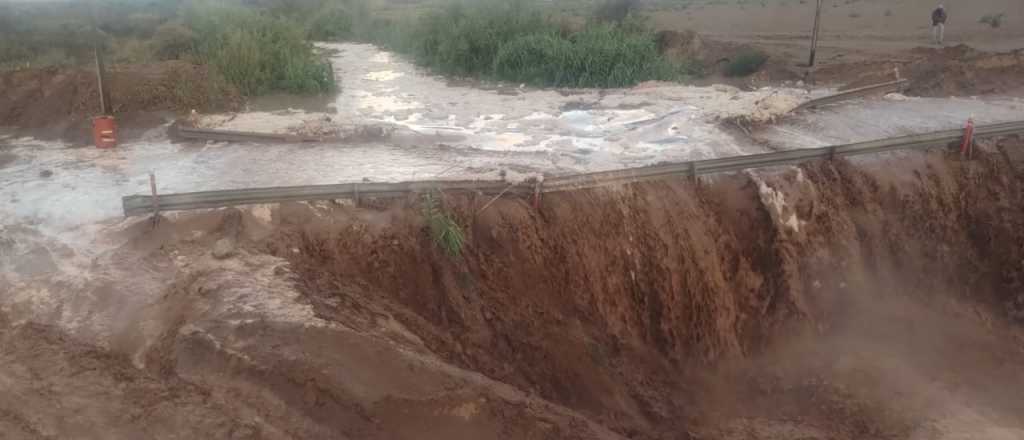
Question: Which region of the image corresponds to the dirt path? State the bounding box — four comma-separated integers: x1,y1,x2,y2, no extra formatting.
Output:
653,0,1024,63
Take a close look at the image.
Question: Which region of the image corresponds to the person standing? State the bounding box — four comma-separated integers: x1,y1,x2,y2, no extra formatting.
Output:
932,5,948,45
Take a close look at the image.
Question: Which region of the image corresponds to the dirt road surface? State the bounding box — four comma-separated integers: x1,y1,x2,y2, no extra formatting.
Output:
655,0,1024,63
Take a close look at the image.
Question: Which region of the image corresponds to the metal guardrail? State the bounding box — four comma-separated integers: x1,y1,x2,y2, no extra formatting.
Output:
794,79,908,111
123,121,1024,217
175,126,340,143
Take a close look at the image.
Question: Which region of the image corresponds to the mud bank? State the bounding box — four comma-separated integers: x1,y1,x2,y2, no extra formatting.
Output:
269,140,1024,438
818,45,1024,97
0,62,242,143
4,141,1024,439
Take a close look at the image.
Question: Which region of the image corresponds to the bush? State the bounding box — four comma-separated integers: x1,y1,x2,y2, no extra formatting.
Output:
494,25,680,88
406,0,551,77
379,0,687,88
100,13,166,38
186,3,335,95
307,5,356,40
980,13,1006,28
151,22,195,61
422,192,465,257
492,33,575,85
568,25,679,87
725,50,768,77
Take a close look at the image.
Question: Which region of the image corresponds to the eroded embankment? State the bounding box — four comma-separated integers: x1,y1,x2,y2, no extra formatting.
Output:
266,138,1024,438
4,139,1024,440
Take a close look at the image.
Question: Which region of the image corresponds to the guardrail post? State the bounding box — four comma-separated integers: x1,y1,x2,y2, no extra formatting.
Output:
353,182,360,208
961,117,976,159
689,161,698,185
149,172,160,227
533,181,543,210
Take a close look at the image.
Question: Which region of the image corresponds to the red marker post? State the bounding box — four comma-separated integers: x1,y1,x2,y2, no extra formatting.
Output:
960,117,975,159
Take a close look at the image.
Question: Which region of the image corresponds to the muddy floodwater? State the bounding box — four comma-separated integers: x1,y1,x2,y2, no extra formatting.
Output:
2,43,1022,236
2,43,1024,440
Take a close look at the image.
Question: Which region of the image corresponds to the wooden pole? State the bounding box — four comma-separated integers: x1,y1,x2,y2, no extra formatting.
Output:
93,47,111,115
808,0,823,67
90,1,111,115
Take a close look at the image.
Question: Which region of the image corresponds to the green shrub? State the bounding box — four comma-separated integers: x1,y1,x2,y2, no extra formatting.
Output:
492,33,574,85
405,0,551,76
307,5,356,40
725,50,768,77
151,22,195,61
376,0,688,88
186,3,335,95
100,13,166,38
494,25,679,88
566,25,679,87
422,192,465,257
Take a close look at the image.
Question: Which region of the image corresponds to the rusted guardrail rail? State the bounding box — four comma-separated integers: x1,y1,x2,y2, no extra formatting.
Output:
174,126,343,143
794,79,908,111
123,121,1024,217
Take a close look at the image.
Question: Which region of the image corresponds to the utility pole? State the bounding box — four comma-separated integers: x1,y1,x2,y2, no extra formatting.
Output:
808,0,823,67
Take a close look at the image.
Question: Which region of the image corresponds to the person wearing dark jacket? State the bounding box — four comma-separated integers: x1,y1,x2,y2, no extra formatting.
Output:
932,5,948,45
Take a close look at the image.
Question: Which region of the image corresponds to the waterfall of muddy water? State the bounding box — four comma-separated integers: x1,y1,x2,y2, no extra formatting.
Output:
2,42,1024,440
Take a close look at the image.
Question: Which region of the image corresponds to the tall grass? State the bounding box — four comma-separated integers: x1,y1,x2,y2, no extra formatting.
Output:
405,0,550,77
422,192,465,257
186,3,335,96
362,0,691,88
495,24,679,87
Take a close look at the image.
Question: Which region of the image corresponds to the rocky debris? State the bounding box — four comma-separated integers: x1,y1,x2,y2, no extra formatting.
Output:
218,208,244,241
211,238,236,259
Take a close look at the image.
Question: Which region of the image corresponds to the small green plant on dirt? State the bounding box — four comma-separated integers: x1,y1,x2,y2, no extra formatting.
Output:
979,13,1006,29
422,192,465,257
725,50,768,77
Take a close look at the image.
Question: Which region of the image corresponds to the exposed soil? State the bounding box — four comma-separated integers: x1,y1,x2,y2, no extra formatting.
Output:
261,141,1024,439
816,45,1024,96
0,61,242,144
652,0,1024,66
3,142,1024,438
657,28,1024,96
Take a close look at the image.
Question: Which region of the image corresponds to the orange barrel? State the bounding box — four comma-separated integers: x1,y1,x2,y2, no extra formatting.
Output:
92,116,118,149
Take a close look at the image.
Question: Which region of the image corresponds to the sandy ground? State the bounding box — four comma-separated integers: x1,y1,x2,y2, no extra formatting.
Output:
651,0,1024,64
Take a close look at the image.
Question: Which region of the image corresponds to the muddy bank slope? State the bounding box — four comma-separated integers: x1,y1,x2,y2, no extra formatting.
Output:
0,62,241,142
271,139,1024,438
818,45,1024,96
3,140,1024,439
